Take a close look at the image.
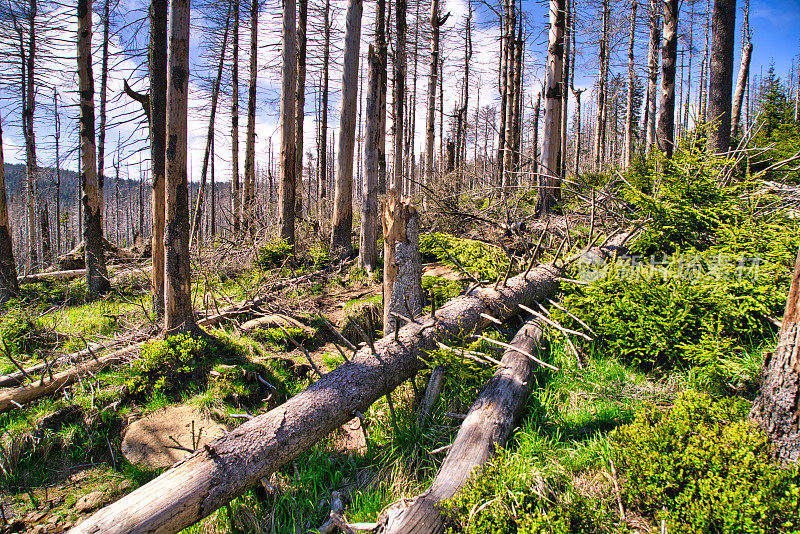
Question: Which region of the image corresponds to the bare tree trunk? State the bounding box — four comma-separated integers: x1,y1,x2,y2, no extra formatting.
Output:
278,0,297,245
163,0,196,333
318,0,330,206
294,0,307,220
330,0,362,257
559,0,570,178
536,0,565,216
572,89,582,174
231,0,241,235
97,0,110,222
376,0,387,195
750,246,800,463
531,90,541,182
0,112,19,303
623,0,637,168
707,0,736,154
190,9,230,248
150,0,168,317
381,191,422,333
392,0,406,192
243,0,258,236
657,0,678,158
645,0,660,155
54,90,62,254
40,203,52,266
23,0,38,272
683,1,694,137
502,0,517,193
78,0,110,297
730,0,750,138
423,0,444,209
359,45,381,273
593,0,610,171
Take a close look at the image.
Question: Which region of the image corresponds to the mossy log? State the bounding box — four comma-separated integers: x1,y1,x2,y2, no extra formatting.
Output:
70,238,625,534
375,318,544,534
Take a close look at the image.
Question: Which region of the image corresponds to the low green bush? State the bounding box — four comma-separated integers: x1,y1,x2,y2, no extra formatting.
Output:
256,238,293,270
127,334,216,398
419,232,509,280
611,392,800,534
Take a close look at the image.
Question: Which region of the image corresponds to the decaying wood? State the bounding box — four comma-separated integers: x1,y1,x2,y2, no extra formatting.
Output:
18,269,87,284
382,191,423,333
71,237,625,534
375,318,544,534
239,314,310,335
416,365,444,430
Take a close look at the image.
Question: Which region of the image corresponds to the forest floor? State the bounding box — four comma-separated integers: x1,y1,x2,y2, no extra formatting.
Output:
2,148,800,534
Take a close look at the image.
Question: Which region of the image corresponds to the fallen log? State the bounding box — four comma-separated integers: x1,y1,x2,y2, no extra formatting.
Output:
70,238,625,534
239,313,311,335
375,318,544,534
17,269,86,285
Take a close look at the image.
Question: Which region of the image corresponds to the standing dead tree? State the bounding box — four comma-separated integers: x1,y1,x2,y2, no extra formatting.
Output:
278,0,297,244
657,0,679,157
707,0,737,154
0,110,18,303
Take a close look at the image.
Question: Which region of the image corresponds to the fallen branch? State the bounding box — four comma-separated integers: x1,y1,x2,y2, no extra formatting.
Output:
70,237,626,534
374,318,545,534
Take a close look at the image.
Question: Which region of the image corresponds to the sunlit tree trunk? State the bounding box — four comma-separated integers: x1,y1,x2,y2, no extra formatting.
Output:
657,0,678,158
231,0,241,235
150,0,168,317
98,0,111,223
593,0,609,170
0,112,19,303
392,0,406,192
423,0,443,209
645,0,660,155
623,0,637,168
243,0,258,235
278,0,297,245
360,45,381,273
294,0,307,220
318,0,330,207
707,0,737,154
730,0,751,138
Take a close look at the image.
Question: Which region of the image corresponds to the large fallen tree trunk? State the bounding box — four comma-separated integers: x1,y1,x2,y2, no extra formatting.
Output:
17,269,87,285
375,318,544,534
71,238,625,534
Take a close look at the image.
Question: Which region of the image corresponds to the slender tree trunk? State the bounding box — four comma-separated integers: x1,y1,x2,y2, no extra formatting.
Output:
707,0,737,154
560,1,570,178
536,0,565,215
78,0,110,297
657,0,679,158
623,0,637,168
502,0,517,192
40,203,51,266
423,0,443,209
243,0,258,235
573,89,582,174
25,0,38,272
531,91,541,182
683,1,694,136
0,112,19,303
750,246,800,463
330,0,363,256
150,0,168,317
190,9,230,248
54,89,61,255
645,0,660,155
593,0,610,171
278,0,297,245
294,0,307,219
360,45,381,273
731,0,751,138
392,0,406,192
376,0,387,195
163,0,195,333
701,0,711,120
318,0,330,205
98,0,110,221
231,0,240,235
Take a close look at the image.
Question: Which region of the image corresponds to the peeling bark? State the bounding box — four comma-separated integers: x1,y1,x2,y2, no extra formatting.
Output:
382,190,422,334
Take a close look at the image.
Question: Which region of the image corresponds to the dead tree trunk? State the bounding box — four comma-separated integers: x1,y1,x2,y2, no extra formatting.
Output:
376,0,387,195
150,0,168,318
730,0,751,138
623,0,637,168
97,0,110,223
423,0,445,209
392,0,406,193
644,0,660,155
535,0,565,216
593,0,610,170
163,0,196,334
278,0,297,244
382,190,422,334
750,246,800,464
69,237,627,534
231,0,241,235
657,0,678,158
359,45,381,273
0,112,19,303
707,0,736,154
40,202,52,266
243,0,258,236
376,318,544,534
78,0,110,297
330,0,362,257
532,90,541,182
294,0,307,220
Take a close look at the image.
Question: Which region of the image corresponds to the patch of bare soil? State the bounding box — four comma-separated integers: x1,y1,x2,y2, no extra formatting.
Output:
121,405,227,469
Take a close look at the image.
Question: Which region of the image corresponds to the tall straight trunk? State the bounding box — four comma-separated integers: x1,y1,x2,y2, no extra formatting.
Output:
502,0,517,192
750,246,800,463
318,0,330,204
210,136,215,236
683,1,694,136
190,8,230,248
573,89,582,174
54,89,61,254
532,90,540,182
376,0,387,195
0,111,19,303
243,0,258,235
97,0,110,220
496,2,510,189
622,0,637,168
294,0,307,219
164,0,195,333
536,0,565,215
657,0,679,158
593,0,610,170
330,0,363,256
78,0,110,296
645,0,660,155
392,0,406,192
423,0,442,208
730,0,751,138
278,0,297,244
700,0,710,120
560,0,570,177
150,0,168,317
25,0,38,272
512,23,523,176
40,202,51,266
359,45,381,273
707,0,736,154
231,0,240,235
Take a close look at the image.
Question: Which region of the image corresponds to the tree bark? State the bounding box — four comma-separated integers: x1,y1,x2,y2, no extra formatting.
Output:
318,0,330,204
645,0,660,156
423,0,443,209
657,0,678,158
382,190,422,334
392,0,406,192
0,111,19,303
278,0,297,245
243,0,258,236
593,0,610,170
294,0,307,220
750,246,800,464
40,202,52,266
376,319,544,534
730,0,750,138
359,45,381,273
536,0,565,216
623,0,637,168
231,0,241,235
707,0,737,154
97,0,110,222
78,0,110,297
376,0,388,195
163,0,195,333
150,0,168,317
69,237,627,534
330,0,362,257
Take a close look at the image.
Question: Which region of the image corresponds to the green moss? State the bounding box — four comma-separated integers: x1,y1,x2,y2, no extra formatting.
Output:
419,232,509,280
127,334,216,398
